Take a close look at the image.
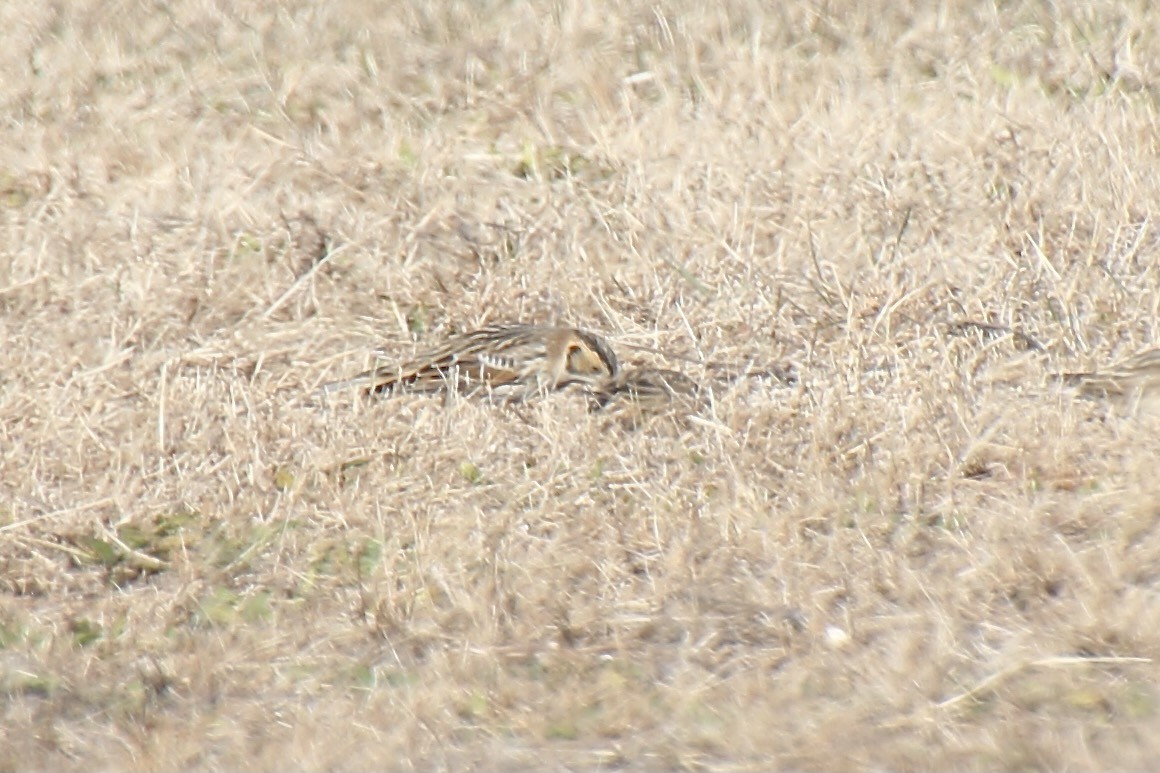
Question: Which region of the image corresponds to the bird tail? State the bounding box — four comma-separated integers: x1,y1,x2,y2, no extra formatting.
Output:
312,367,404,398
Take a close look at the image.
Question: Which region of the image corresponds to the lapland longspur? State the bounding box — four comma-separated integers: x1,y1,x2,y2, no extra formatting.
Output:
590,366,702,417
319,323,618,400
1057,348,1160,399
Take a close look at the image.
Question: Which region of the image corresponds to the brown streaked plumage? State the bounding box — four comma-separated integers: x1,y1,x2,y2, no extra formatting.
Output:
1056,348,1160,398
590,366,702,416
318,324,618,400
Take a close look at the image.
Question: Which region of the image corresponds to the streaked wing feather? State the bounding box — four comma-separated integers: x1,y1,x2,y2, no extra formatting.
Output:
368,324,545,394
591,367,700,409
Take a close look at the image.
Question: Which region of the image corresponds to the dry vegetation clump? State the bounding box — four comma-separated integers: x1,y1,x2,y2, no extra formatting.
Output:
4,0,1160,769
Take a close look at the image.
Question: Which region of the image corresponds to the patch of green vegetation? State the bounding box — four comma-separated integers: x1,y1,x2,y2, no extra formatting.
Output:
1064,686,1110,714
273,466,297,492
77,536,120,567
117,678,154,716
73,510,201,577
512,142,611,182
115,523,151,550
308,538,356,581
457,689,489,721
397,138,417,165
231,232,263,260
0,173,32,208
211,522,278,571
382,668,417,689
0,619,24,648
346,663,376,689
240,590,273,623
459,462,484,485
301,536,383,593
154,509,200,534
357,538,383,576
407,304,428,334
193,584,277,626
70,618,103,647
192,586,241,627
989,65,1019,88
3,670,54,698
543,720,579,740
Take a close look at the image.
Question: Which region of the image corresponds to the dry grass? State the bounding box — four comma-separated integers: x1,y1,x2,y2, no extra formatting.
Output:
3,0,1160,769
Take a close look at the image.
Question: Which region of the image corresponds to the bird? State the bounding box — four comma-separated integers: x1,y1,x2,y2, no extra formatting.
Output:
1055,348,1160,399
316,323,619,400
589,366,702,417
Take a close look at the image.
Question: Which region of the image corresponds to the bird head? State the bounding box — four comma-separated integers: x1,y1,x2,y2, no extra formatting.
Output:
563,330,619,384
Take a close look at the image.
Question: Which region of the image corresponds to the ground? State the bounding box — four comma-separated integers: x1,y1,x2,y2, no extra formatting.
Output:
2,1,1160,770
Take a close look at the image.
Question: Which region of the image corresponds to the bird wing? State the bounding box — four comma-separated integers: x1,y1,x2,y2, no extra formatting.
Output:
315,325,562,397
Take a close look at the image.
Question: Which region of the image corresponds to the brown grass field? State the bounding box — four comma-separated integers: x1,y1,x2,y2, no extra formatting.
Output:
3,1,1160,769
